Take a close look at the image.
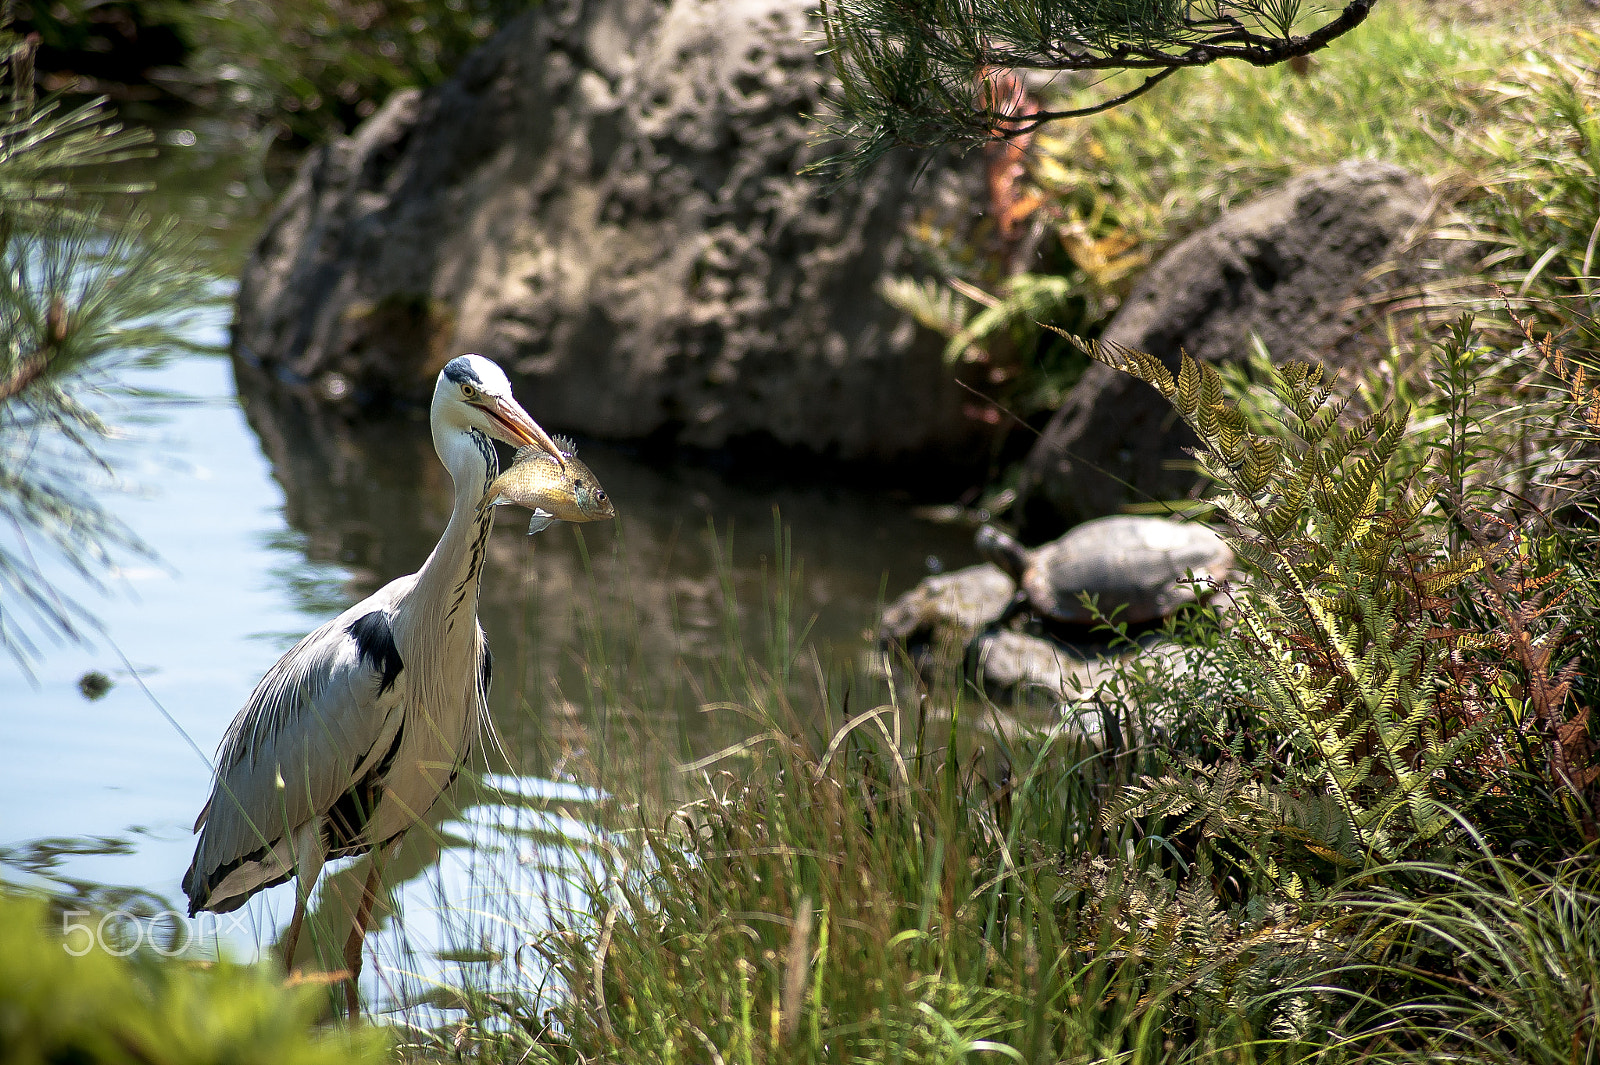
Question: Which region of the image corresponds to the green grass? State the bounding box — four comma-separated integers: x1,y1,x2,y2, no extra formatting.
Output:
451,613,1338,1064
893,0,1600,450
1024,2,1595,257
1334,856,1600,1064
457,553,1600,1065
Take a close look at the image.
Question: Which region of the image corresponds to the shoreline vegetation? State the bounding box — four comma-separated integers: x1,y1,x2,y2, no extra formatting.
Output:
5,1,1600,1062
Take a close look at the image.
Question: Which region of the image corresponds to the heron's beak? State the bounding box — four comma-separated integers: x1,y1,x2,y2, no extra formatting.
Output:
483,397,567,468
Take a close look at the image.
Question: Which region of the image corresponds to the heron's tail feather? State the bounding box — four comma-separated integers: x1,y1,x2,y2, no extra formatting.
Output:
184,830,298,916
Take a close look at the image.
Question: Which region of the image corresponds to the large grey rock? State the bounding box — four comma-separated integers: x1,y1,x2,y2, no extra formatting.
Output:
1015,160,1438,536
970,631,1208,745
234,0,984,469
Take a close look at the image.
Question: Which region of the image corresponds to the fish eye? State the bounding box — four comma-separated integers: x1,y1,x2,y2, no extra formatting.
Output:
596,491,606,501
460,383,478,400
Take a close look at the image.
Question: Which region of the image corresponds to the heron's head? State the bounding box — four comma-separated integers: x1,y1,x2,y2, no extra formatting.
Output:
432,354,566,466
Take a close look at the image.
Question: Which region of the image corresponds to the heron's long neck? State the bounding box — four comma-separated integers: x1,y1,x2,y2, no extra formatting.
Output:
404,427,498,644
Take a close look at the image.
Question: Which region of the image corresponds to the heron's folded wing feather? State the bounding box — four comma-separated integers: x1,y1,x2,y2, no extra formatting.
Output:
188,604,405,894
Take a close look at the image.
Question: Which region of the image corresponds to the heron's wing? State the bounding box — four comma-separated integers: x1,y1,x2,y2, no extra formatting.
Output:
184,585,411,913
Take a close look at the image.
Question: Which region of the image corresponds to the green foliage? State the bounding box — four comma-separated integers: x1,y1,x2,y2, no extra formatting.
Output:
0,99,154,231
0,25,210,667
1070,333,1488,859
0,212,204,660
1463,30,1600,351
898,5,1600,431
1333,857,1600,1063
1108,759,1365,887
1018,3,1537,255
0,891,390,1065
882,272,1091,423
890,4,1599,455
415,388,1598,1062
161,0,534,141
520,700,1340,1063
500,317,1600,1058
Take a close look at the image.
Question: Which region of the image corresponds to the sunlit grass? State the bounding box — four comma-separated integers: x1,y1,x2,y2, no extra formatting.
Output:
1025,2,1596,252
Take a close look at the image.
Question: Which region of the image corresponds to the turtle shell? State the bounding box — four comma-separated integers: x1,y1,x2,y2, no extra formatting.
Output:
1019,516,1232,624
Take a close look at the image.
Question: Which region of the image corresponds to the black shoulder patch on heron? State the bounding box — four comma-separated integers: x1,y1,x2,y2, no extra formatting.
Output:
480,641,492,696
348,611,403,696
442,356,482,386
325,721,405,857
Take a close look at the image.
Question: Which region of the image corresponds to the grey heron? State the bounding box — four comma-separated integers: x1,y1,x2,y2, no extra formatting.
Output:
183,353,564,1013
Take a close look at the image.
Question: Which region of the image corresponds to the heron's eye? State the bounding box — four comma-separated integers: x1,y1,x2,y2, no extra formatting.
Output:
460,383,478,400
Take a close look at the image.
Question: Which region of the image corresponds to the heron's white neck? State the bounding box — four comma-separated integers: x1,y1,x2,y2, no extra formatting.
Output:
401,424,498,646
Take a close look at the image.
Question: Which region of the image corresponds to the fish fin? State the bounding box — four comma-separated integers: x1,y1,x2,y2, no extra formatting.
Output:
527,510,557,536
512,445,544,465
489,493,510,507
552,434,577,456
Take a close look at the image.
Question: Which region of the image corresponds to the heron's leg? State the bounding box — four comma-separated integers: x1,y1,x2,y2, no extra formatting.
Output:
280,894,309,973
342,846,388,1018
280,820,326,973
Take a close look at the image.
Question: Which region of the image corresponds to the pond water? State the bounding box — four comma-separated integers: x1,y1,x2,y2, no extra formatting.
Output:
0,119,980,1014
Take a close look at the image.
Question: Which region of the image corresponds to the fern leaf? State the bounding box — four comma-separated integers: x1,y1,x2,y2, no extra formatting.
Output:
880,275,969,339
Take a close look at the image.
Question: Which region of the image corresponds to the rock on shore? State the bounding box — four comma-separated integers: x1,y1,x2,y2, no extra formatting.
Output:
234,0,986,472
1014,160,1445,536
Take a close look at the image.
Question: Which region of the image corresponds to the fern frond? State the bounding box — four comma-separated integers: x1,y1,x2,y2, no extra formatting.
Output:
880,275,969,342
1064,332,1510,860
1411,556,1488,596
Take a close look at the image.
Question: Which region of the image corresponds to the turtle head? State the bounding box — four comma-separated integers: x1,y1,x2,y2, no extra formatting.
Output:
974,525,1027,585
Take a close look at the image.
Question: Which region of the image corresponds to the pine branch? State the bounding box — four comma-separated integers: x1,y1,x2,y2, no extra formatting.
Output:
816,0,1380,174
0,28,209,671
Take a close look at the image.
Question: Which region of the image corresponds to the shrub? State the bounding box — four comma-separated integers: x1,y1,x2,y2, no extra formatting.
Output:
0,891,389,1065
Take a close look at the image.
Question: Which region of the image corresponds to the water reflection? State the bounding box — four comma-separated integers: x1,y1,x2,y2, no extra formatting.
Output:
291,775,608,1019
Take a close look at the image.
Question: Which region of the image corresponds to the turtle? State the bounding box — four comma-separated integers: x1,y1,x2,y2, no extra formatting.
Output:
975,515,1233,627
